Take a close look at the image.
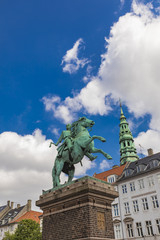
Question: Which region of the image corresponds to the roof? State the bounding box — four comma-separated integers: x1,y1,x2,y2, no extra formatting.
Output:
117,152,160,182
0,206,25,226
0,205,7,213
94,164,126,181
11,211,42,224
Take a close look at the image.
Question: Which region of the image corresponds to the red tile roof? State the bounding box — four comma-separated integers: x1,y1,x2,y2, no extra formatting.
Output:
94,164,126,181
11,211,42,224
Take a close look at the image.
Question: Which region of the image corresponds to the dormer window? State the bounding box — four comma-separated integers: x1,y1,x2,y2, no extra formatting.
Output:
124,168,134,177
149,159,160,168
108,175,115,183
136,164,146,173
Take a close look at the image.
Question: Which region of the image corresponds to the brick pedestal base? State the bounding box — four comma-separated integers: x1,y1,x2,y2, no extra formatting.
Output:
36,176,118,240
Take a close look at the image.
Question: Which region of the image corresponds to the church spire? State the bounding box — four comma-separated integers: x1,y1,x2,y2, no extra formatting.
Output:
119,104,139,165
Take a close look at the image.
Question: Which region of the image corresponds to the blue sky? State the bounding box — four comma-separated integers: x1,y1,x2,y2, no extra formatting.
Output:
1,0,160,208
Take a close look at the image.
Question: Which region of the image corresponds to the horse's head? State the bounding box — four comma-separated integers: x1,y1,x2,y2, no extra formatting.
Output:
78,117,95,129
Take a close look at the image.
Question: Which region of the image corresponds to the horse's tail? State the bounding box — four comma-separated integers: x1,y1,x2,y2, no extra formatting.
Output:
52,161,56,186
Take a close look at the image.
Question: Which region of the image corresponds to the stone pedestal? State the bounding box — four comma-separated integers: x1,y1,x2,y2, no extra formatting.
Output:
36,176,118,240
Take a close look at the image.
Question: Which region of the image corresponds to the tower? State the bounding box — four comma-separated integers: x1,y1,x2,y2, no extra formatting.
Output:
119,105,139,165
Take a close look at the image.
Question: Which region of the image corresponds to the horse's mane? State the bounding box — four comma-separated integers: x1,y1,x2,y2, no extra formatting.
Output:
71,117,86,138
71,121,79,138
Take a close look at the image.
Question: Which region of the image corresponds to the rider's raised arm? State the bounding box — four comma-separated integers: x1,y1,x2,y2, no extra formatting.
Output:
54,132,64,146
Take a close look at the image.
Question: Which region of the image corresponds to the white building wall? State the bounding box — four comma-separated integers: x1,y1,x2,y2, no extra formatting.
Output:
111,176,124,240
0,223,18,240
117,169,160,240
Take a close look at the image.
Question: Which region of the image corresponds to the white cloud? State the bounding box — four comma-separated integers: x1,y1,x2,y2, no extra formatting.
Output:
132,0,153,22
75,156,96,176
127,119,135,132
98,0,160,131
120,0,125,9
43,1,160,152
42,96,74,124
52,127,60,137
100,160,112,171
0,129,95,209
62,38,89,74
134,129,160,155
0,129,55,209
83,65,93,82
42,79,112,123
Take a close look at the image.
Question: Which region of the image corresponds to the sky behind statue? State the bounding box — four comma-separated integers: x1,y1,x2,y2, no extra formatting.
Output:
0,0,160,209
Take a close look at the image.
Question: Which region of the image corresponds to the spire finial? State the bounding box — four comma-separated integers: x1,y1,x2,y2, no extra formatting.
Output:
119,99,124,117
119,98,122,108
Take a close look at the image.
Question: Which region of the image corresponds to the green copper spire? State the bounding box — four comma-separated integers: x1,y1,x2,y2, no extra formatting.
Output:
119,104,139,165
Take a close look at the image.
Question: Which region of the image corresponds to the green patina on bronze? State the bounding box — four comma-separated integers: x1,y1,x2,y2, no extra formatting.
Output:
119,104,139,165
50,117,112,188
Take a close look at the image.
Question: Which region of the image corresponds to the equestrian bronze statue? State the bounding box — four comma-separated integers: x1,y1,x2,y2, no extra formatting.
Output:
50,117,112,188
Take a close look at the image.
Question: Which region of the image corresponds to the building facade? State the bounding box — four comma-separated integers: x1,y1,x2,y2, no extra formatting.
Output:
0,200,41,239
115,152,160,240
95,106,160,240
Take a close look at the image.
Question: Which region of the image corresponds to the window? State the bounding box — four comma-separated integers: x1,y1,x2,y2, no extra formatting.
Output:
138,179,145,189
122,184,127,193
142,198,149,210
127,223,134,238
151,195,159,208
124,169,134,177
114,224,121,239
150,159,159,168
136,164,146,173
10,225,14,232
145,221,154,236
130,182,135,191
108,176,115,183
157,174,160,184
148,176,154,187
124,202,130,214
133,200,139,212
156,219,160,234
113,204,119,217
136,222,143,237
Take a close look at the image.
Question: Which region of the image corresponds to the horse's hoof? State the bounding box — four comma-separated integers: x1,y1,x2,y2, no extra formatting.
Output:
92,156,97,160
101,137,106,142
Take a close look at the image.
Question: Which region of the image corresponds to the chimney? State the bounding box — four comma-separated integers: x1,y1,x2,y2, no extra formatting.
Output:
7,201,10,207
17,204,21,208
11,202,14,209
147,148,153,156
27,200,32,211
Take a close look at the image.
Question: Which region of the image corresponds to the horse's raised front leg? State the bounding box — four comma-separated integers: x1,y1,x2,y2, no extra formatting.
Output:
90,147,112,160
85,136,106,148
92,135,106,142
52,157,64,188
